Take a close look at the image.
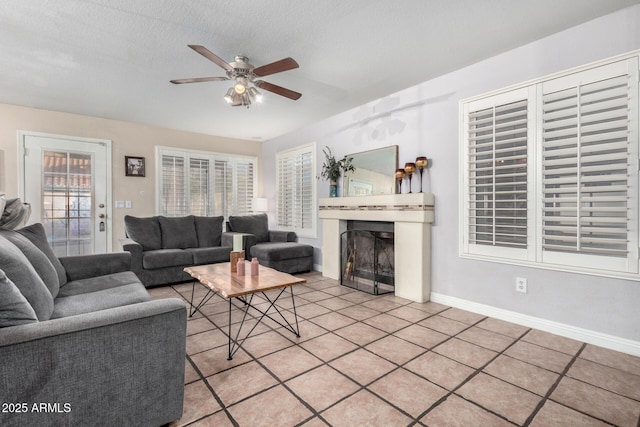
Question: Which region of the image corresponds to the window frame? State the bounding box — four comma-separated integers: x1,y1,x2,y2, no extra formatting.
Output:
155,146,257,220
460,52,640,280
275,142,317,239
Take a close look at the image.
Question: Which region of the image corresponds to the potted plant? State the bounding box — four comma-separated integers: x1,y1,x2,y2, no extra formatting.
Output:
319,146,355,197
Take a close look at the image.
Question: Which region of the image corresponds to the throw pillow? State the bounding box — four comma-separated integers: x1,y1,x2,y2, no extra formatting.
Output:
0,235,54,321
158,216,198,249
193,216,224,247
0,229,60,298
124,215,162,250
17,223,67,286
228,213,269,243
0,269,38,328
0,198,31,230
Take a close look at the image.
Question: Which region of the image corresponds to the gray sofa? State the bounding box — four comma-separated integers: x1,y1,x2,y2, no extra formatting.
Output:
227,213,314,274
0,223,186,427
121,215,232,287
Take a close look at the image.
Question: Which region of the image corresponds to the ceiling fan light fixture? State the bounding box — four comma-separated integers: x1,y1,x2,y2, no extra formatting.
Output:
224,88,235,104
248,86,262,103
241,93,251,107
233,79,247,95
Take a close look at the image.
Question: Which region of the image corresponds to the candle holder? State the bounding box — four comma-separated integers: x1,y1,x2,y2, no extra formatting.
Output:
415,156,428,193
395,168,406,194
404,162,416,193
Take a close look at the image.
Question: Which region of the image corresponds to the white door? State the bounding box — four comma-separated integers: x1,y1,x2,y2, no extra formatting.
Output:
19,132,112,256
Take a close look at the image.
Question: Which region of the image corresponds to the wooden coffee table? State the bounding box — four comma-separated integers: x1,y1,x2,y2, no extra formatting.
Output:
184,262,306,360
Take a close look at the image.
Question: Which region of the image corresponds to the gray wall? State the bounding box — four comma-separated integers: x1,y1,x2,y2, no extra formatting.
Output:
263,5,640,342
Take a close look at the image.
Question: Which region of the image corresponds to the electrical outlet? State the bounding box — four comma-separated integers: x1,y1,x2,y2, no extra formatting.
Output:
125,200,132,209
516,277,527,293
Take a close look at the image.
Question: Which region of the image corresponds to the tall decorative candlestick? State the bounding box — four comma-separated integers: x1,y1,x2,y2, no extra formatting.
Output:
404,162,416,193
415,156,428,193
395,168,406,194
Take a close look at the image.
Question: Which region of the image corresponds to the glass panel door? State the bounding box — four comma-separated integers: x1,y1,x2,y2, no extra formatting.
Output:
21,133,111,255
42,151,94,256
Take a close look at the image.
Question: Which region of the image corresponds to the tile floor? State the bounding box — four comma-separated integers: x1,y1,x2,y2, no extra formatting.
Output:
148,272,640,427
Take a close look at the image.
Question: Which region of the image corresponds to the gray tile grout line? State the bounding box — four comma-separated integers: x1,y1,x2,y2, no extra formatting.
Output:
285,281,638,423
182,281,337,426
519,342,602,427
183,353,239,427
407,313,526,425
172,278,636,426
183,284,521,425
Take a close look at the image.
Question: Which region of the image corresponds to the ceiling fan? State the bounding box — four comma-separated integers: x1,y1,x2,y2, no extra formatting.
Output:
170,45,302,107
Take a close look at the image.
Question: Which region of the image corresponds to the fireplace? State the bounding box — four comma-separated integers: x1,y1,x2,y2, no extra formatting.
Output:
341,221,395,295
319,193,434,302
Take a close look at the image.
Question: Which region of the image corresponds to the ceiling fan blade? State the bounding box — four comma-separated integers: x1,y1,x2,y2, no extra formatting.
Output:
253,57,299,77
188,44,234,72
170,76,229,84
254,80,302,100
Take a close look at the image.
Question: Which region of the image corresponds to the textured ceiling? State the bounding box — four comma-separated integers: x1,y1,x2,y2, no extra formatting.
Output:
0,0,638,141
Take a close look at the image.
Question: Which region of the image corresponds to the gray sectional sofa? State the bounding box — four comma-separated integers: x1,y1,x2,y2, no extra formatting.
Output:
227,213,314,274
0,223,186,426
121,215,232,287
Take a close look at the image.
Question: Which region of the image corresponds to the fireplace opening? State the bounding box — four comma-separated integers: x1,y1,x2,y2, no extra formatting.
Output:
340,221,394,295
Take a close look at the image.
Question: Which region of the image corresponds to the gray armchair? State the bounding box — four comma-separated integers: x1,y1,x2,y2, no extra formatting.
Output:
224,213,314,274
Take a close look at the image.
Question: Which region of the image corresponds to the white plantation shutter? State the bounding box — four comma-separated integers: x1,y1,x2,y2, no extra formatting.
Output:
276,143,316,238
157,148,256,221
189,157,210,216
277,155,294,227
468,98,529,249
461,54,639,278
235,160,255,216
541,59,638,272
213,159,233,218
212,158,256,218
161,154,187,216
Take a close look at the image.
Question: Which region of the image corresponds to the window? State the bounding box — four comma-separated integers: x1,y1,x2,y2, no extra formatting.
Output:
157,147,257,220
461,54,639,279
276,143,317,238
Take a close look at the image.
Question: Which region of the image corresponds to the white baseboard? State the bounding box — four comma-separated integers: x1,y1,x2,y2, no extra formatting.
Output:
430,292,640,357
313,263,323,273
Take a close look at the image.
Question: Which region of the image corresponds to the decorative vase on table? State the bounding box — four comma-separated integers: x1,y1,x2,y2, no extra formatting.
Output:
329,181,338,197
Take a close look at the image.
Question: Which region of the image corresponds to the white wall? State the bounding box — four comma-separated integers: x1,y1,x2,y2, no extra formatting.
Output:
263,5,640,343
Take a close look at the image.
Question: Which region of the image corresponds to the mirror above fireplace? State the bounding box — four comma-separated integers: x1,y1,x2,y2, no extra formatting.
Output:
344,145,398,196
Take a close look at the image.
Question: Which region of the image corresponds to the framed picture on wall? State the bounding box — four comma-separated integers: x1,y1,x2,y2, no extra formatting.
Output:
125,156,145,177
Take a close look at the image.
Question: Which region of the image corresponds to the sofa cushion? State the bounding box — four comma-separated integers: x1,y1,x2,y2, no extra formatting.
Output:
194,216,224,247
0,268,38,328
185,247,232,265
0,235,54,321
159,216,197,249
57,271,141,297
0,229,60,298
228,213,269,243
142,249,193,270
17,223,67,286
124,215,162,250
250,242,314,262
51,282,151,319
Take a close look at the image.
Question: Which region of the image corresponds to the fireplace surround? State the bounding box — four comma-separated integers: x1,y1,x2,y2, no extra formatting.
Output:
319,193,434,302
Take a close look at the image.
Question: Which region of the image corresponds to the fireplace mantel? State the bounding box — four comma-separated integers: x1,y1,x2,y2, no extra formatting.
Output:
319,193,435,302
